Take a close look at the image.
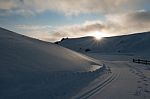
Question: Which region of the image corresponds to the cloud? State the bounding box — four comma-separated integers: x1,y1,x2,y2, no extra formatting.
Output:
104,10,150,34
51,10,150,41
16,25,53,30
0,0,150,16
15,11,150,42
0,0,17,10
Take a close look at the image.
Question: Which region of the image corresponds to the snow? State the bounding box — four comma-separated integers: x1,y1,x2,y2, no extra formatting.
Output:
58,32,150,58
72,53,150,99
0,27,102,72
0,27,104,99
1,27,150,99
58,32,150,99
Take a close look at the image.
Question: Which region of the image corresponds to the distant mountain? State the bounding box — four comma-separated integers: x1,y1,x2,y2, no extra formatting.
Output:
57,32,150,57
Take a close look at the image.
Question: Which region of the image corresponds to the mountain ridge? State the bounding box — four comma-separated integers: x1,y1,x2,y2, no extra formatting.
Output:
58,31,150,58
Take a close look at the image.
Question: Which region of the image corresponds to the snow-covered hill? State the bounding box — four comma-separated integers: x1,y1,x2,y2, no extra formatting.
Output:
57,32,150,99
0,27,101,72
58,32,150,58
0,27,104,99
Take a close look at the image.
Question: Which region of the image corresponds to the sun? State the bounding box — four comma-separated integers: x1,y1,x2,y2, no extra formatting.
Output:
89,31,103,40
86,31,110,41
94,33,102,40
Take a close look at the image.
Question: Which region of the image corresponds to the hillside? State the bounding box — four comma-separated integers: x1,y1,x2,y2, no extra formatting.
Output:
0,27,103,99
58,32,150,58
0,27,102,72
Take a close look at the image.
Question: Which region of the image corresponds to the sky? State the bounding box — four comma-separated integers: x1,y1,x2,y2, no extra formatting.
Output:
0,0,150,42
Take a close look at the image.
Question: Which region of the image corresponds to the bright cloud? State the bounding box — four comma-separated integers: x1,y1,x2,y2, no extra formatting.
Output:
16,11,150,41
0,0,150,16
52,10,150,40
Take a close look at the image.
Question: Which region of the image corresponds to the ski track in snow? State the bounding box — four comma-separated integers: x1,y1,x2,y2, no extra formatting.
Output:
72,54,150,99
73,72,120,99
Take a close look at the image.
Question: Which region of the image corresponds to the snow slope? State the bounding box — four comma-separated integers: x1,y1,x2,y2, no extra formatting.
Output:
0,27,101,72
58,32,150,58
0,27,103,99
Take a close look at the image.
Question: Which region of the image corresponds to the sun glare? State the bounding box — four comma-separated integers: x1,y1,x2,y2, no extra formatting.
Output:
89,31,103,40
